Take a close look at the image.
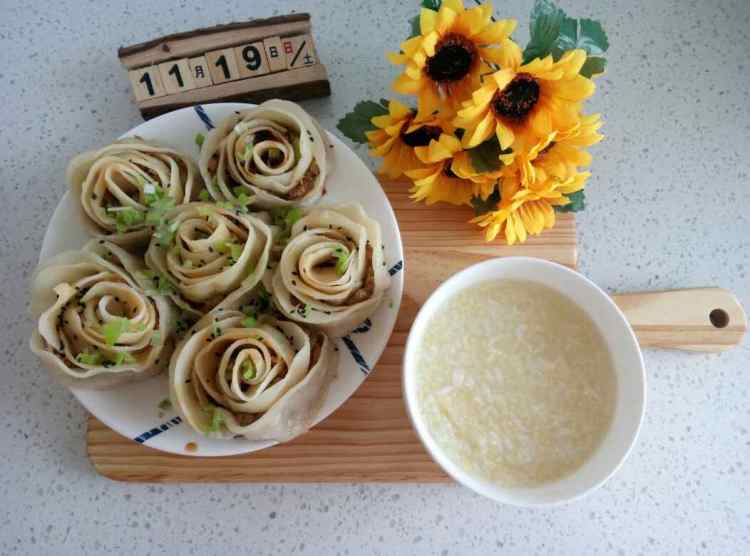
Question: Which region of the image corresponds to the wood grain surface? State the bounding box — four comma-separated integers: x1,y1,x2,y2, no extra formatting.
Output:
87,178,577,482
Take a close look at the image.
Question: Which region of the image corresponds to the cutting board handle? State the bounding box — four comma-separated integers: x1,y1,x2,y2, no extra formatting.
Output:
611,288,747,352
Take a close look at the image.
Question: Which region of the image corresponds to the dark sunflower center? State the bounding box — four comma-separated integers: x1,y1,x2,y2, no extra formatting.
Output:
401,125,442,147
492,73,540,121
443,164,458,178
425,34,477,83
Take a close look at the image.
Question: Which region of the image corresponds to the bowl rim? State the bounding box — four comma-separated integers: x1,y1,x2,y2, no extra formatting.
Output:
402,256,646,507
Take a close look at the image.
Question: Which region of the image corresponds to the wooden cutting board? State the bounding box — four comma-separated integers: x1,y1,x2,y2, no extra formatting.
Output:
86,178,576,482
87,179,747,482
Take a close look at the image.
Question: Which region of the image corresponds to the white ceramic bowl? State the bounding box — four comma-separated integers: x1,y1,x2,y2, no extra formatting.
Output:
403,257,646,507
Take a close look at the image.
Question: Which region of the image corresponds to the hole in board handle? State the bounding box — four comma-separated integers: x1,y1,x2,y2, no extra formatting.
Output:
709,308,729,328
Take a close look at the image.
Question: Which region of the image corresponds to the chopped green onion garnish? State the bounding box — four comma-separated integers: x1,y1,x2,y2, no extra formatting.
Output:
270,207,303,243
158,398,172,410
150,330,162,346
107,207,145,233
76,350,103,366
111,351,136,366
195,133,205,148
144,184,175,225
154,219,179,247
212,321,221,338
215,240,243,265
207,407,224,432
292,137,301,161
256,284,272,313
139,270,176,296
333,247,351,276
241,360,256,381
237,143,253,162
101,318,130,346
242,314,257,328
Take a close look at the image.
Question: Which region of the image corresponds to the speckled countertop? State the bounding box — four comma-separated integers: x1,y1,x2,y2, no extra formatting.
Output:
1,0,748,554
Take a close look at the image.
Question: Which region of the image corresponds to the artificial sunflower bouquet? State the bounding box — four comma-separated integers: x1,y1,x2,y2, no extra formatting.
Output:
338,0,608,244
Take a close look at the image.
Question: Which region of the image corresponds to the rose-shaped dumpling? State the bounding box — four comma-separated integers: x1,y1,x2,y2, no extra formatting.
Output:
199,99,328,208
67,137,204,249
170,313,336,441
270,203,391,337
29,240,175,389
144,203,273,318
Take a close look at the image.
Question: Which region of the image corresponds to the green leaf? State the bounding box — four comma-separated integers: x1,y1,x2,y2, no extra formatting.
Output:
421,0,441,9
523,0,566,64
579,56,606,78
336,101,389,144
379,98,390,109
408,15,421,38
555,189,585,212
470,189,501,216
555,18,609,56
466,136,509,173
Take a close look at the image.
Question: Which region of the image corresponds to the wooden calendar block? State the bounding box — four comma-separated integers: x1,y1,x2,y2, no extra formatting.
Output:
128,66,167,101
234,42,269,78
205,48,242,84
118,15,331,119
188,56,213,89
263,36,286,73
157,59,196,94
283,34,317,69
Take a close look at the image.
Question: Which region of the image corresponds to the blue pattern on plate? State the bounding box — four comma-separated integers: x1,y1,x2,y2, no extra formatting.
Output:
134,416,183,444
193,105,215,130
341,336,370,375
388,260,404,276
352,318,372,334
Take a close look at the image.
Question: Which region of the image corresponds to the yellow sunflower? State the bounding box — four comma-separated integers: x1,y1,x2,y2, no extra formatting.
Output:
389,0,517,119
471,171,589,244
366,99,451,179
515,113,603,186
405,133,498,205
454,40,596,159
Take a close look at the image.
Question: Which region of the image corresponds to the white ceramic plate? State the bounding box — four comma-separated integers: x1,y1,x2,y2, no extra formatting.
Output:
39,103,404,456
